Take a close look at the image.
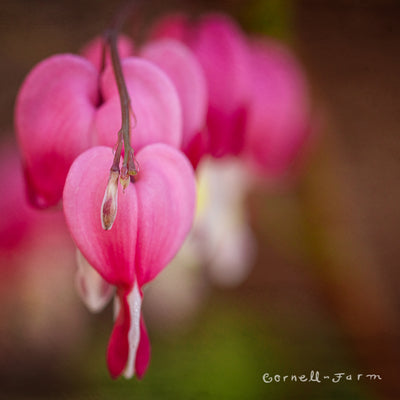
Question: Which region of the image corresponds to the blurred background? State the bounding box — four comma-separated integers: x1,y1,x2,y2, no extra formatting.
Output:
1,0,400,399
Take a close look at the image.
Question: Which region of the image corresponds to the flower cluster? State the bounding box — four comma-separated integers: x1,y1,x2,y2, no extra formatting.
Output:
149,13,311,176
14,11,311,379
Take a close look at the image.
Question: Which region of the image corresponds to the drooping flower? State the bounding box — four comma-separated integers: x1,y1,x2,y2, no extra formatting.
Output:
150,13,251,158
63,144,196,378
242,39,311,178
15,47,182,208
140,38,208,169
150,13,312,177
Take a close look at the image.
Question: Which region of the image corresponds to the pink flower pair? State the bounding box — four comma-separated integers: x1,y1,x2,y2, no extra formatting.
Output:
16,36,205,207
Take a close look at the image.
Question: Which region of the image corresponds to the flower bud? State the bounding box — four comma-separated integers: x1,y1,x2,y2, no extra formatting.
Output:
120,166,130,191
101,170,119,230
126,149,140,176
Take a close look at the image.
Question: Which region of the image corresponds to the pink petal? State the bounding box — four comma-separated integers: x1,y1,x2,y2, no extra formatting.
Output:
106,289,131,379
0,143,37,249
80,34,135,72
184,127,210,170
191,15,251,157
140,39,208,156
133,143,196,286
63,146,138,286
109,294,150,379
189,15,250,117
244,40,311,176
207,105,247,157
135,317,151,379
94,58,182,151
15,54,99,208
75,249,114,313
106,282,146,379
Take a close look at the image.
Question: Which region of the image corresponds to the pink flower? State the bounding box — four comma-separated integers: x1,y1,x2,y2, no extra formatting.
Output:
0,143,37,251
15,47,182,208
243,39,311,178
63,144,196,378
140,39,208,168
0,143,86,357
150,13,251,158
150,13,312,176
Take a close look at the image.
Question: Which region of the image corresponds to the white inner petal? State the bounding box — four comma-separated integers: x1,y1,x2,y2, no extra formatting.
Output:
75,249,114,313
123,281,142,379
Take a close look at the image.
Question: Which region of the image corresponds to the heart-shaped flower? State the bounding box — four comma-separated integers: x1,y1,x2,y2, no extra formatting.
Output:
150,13,251,158
15,49,182,208
63,143,196,378
140,38,208,168
243,39,311,177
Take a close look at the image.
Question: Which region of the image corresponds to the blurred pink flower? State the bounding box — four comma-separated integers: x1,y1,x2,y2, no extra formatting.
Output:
140,38,208,168
150,13,251,158
0,143,86,359
63,144,196,378
150,13,312,176
243,40,311,178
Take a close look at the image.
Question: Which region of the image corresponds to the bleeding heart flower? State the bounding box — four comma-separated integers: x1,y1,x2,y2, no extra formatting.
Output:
243,39,311,178
63,144,196,378
150,13,312,177
15,48,182,208
150,13,251,158
140,38,208,169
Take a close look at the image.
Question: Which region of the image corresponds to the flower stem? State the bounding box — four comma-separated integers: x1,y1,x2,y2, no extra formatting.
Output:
101,2,144,229
106,30,134,168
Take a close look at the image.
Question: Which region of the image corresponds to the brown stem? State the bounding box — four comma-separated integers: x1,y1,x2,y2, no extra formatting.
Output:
106,30,133,170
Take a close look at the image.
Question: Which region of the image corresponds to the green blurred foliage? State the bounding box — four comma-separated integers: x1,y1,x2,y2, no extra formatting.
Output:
238,0,292,40
69,299,372,400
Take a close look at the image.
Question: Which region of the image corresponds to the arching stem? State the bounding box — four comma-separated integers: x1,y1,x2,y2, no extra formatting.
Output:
101,4,141,230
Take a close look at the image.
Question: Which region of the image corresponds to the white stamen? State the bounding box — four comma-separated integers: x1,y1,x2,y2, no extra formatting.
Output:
123,281,142,379
75,249,114,313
